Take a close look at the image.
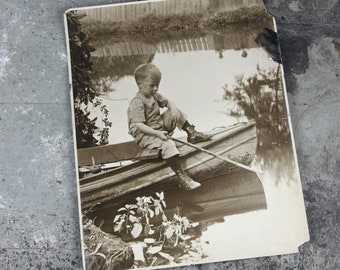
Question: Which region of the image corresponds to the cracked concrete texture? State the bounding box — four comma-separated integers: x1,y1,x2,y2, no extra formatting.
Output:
285,37,340,270
0,0,339,269
264,0,340,24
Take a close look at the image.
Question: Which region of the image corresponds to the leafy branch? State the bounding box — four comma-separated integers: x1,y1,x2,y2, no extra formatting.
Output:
66,11,112,148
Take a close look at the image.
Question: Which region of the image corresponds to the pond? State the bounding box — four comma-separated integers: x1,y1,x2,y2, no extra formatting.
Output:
86,31,308,265
93,45,275,142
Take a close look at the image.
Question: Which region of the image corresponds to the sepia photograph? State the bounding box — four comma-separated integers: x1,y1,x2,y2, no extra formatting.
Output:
65,0,309,269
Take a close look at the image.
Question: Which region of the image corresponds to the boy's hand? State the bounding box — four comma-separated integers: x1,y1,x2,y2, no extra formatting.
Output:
135,123,169,140
156,131,169,141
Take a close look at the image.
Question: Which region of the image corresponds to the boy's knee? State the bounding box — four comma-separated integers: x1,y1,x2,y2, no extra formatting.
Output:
162,109,187,132
162,110,177,132
163,139,176,148
161,139,179,159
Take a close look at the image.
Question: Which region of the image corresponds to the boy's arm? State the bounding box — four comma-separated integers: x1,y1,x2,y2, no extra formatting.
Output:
129,97,167,140
154,93,180,117
135,122,168,141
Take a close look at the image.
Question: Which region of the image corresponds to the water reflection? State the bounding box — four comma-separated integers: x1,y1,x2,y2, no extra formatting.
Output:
89,24,268,93
164,169,266,225
90,169,266,234
222,65,296,184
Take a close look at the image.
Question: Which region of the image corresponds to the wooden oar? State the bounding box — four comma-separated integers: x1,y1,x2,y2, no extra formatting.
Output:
168,136,263,174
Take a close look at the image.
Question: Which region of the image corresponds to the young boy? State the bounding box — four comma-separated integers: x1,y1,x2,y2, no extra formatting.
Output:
127,64,211,190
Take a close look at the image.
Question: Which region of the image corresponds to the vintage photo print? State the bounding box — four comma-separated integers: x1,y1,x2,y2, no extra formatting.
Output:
64,0,309,269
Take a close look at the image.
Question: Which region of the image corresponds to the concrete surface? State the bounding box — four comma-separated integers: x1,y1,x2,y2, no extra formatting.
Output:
0,0,339,269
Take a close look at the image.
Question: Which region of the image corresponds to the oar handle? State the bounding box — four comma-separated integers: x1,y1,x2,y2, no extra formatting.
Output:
168,136,263,174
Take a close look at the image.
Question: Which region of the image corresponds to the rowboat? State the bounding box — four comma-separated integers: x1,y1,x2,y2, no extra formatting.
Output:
78,120,262,210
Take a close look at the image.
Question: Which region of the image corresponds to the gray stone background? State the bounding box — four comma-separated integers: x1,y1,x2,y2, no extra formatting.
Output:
0,0,339,269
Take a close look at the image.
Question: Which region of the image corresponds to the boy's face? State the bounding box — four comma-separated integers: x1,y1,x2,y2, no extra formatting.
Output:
138,75,160,98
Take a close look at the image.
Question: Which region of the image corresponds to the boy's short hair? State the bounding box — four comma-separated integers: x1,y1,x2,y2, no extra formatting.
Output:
134,64,162,86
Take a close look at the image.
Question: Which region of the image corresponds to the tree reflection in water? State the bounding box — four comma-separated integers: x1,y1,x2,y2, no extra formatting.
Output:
91,54,155,93
223,65,297,184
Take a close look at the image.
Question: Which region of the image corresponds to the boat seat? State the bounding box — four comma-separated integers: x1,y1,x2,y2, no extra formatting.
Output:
135,148,161,161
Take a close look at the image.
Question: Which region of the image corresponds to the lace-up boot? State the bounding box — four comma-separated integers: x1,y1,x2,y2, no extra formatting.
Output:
166,156,201,190
186,125,212,144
